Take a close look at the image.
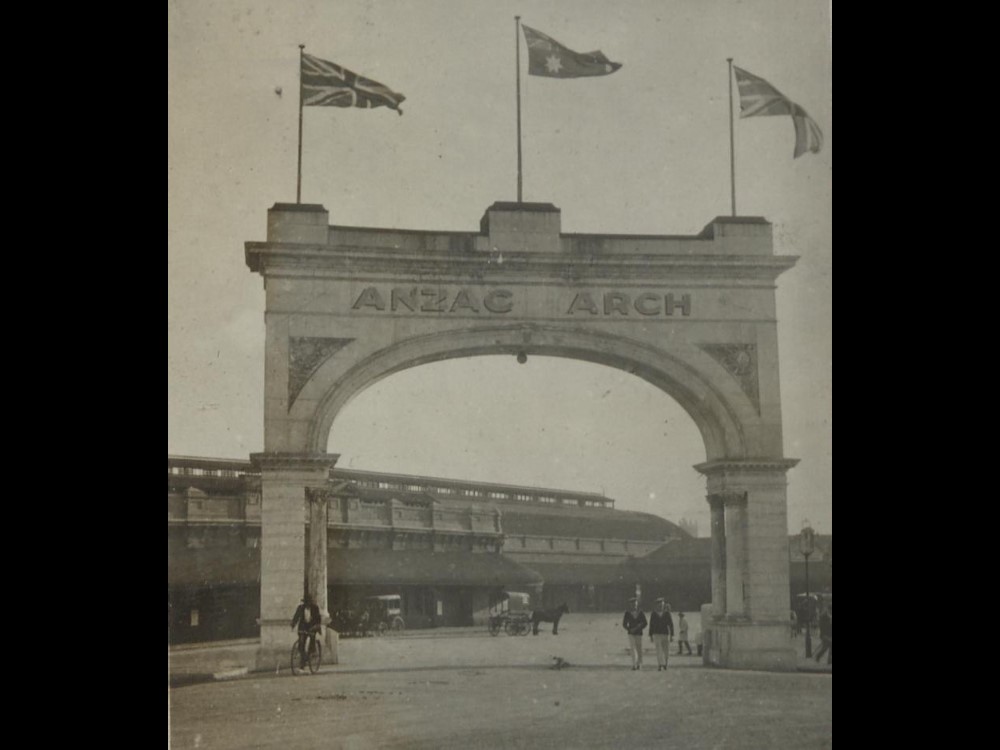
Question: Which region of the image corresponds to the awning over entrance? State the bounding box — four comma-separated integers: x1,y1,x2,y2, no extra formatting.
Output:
169,547,260,588
519,561,631,586
328,549,543,587
168,547,543,589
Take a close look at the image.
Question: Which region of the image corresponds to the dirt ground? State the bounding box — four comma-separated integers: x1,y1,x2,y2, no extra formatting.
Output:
168,614,831,749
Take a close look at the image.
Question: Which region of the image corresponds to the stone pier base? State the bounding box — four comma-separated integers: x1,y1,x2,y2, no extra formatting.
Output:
324,629,340,664
254,623,340,671
254,621,292,672
702,614,796,672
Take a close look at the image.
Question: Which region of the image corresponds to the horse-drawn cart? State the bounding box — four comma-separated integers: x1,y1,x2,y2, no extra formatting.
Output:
331,594,405,637
487,591,532,636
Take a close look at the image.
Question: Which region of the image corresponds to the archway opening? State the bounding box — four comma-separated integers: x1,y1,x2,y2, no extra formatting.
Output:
327,355,707,523
324,355,710,625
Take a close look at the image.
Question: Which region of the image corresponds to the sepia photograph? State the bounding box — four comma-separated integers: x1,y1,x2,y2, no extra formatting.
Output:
168,0,832,747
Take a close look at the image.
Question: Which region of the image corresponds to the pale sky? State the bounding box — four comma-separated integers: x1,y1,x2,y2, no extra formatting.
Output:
168,0,832,536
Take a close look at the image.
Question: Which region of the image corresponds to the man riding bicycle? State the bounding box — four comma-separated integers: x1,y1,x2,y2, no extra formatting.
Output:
291,593,322,670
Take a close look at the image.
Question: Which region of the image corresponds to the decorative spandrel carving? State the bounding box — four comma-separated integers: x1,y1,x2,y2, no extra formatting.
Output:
701,344,760,413
288,337,354,407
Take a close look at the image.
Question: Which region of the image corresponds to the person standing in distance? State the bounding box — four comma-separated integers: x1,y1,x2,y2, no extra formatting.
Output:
676,612,693,655
814,604,832,665
622,597,647,671
649,598,674,671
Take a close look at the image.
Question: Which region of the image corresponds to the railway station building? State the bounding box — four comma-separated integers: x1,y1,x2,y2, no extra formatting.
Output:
168,455,687,643
168,455,831,646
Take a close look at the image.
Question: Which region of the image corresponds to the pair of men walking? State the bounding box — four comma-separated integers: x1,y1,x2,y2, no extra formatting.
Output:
623,598,692,671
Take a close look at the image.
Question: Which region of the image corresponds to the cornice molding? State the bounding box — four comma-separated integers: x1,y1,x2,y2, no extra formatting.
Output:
250,452,340,472
694,458,800,477
245,242,798,282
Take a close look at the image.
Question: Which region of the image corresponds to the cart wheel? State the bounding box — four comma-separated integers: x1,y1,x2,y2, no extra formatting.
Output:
504,620,516,636
391,617,405,632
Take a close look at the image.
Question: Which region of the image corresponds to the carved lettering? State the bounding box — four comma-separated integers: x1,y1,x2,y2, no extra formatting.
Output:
391,287,418,312
634,292,661,316
566,292,599,315
352,287,514,314
567,290,691,316
350,286,688,317
483,289,513,313
449,289,479,313
665,293,691,316
351,287,386,311
604,292,630,316
420,288,448,312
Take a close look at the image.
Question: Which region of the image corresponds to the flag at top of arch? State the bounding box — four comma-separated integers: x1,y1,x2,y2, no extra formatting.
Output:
521,25,622,78
733,66,823,158
301,52,405,115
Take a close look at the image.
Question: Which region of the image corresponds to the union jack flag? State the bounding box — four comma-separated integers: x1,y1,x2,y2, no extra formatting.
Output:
733,66,822,158
301,53,405,115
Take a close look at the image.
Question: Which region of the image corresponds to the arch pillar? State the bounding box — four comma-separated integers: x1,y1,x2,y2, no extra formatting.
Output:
245,201,804,672
707,495,727,618
698,458,799,671
250,452,339,670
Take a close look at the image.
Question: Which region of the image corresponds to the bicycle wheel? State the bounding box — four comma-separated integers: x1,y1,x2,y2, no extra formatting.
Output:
308,640,322,674
291,642,303,676
504,619,515,636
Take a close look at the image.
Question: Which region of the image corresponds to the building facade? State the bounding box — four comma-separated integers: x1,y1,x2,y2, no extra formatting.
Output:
168,455,684,643
168,455,829,644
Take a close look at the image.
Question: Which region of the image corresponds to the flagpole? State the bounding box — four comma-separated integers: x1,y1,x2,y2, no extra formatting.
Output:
515,16,523,203
727,58,736,216
297,44,305,204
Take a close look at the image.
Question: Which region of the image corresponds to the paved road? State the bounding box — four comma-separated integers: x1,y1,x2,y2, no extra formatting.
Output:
169,615,831,749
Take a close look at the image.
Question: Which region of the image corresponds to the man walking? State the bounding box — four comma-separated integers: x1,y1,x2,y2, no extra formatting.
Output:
622,597,647,671
676,612,693,655
648,598,674,671
814,604,832,665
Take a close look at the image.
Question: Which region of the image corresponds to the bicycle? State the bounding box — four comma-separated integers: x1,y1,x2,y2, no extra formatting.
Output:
290,628,323,675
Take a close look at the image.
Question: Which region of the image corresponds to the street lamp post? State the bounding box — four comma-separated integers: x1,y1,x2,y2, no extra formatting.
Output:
799,526,816,658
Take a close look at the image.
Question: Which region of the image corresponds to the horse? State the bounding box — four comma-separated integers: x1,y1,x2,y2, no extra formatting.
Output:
531,603,569,635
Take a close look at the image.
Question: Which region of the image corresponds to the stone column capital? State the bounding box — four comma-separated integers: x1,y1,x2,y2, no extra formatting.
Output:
707,491,748,507
305,486,333,504
694,458,800,478
696,458,799,494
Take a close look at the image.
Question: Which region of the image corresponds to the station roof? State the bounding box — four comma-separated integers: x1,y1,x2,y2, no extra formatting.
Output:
498,506,682,541
632,536,712,565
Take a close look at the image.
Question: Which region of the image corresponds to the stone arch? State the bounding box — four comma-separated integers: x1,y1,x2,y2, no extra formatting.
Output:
303,323,761,461
248,202,801,672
